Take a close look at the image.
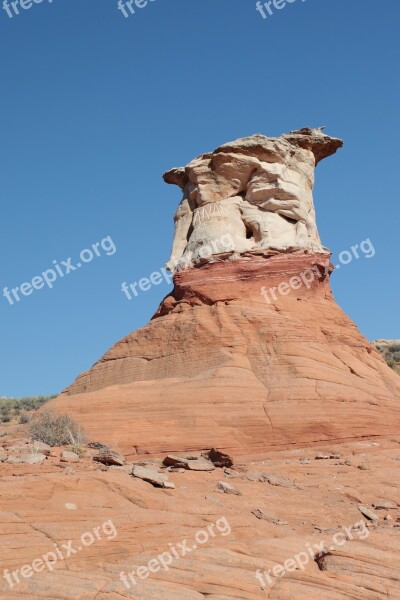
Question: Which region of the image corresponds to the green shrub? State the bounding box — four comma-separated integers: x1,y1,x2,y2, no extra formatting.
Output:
29,411,86,447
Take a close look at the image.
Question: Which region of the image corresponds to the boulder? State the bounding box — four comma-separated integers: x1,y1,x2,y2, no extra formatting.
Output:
93,449,125,466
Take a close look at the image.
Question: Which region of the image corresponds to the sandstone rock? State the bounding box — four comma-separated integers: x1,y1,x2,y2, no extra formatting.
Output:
251,508,288,525
0,448,7,462
358,505,379,521
48,132,400,459
164,128,343,270
373,501,397,510
60,450,80,463
216,480,241,495
207,448,234,468
163,454,214,471
163,454,189,468
263,474,297,488
186,459,215,471
31,441,52,455
93,449,125,466
131,465,170,488
21,453,47,465
6,455,23,464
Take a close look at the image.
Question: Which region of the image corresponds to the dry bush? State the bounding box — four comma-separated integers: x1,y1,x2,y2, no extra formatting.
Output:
29,411,86,447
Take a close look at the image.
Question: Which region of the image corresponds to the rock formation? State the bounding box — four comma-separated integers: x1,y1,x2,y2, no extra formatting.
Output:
164,127,343,270
49,128,400,457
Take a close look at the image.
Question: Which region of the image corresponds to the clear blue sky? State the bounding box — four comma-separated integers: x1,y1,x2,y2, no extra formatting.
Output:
0,0,399,397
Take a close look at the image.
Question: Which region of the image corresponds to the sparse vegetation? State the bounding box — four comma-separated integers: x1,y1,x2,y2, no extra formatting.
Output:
0,395,57,424
29,411,86,447
375,341,400,375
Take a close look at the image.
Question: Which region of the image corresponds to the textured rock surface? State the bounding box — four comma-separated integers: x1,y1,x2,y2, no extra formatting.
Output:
53,251,400,457
1,438,399,599
164,128,343,270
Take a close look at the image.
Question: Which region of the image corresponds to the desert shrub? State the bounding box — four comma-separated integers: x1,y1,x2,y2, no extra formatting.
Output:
386,358,396,369
29,411,86,447
1,416,11,423
19,413,31,424
388,344,400,353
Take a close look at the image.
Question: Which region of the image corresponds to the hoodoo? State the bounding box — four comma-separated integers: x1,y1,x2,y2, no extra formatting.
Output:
51,128,400,457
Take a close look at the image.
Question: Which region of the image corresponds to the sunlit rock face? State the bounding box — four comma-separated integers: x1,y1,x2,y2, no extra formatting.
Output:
164,127,343,270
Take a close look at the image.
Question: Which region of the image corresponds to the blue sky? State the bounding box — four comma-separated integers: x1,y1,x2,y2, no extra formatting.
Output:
0,0,399,397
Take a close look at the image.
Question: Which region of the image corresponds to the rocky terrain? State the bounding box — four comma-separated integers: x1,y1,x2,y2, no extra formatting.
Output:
1,436,399,599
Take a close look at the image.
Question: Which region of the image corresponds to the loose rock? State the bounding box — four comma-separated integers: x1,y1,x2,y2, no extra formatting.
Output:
132,465,171,488
93,449,125,466
216,481,241,495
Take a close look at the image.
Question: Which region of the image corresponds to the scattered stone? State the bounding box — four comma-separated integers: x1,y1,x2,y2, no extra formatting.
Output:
207,448,234,468
252,508,288,526
31,441,51,456
315,452,342,460
263,474,299,489
216,481,241,495
65,503,78,510
87,442,109,450
372,501,397,510
186,459,215,472
358,464,370,471
132,465,171,488
167,467,186,473
93,449,125,466
163,454,214,471
60,450,80,463
163,455,190,468
19,453,47,465
6,456,24,464
358,505,379,521
299,458,311,464
315,452,331,460
163,481,176,490
0,448,7,462
244,471,264,482
384,514,393,521
224,467,243,478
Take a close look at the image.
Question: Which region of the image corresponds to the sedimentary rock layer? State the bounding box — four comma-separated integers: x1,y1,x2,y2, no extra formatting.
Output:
53,252,400,456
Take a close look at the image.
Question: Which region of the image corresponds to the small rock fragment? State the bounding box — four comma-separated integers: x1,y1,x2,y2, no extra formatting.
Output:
20,453,47,465
358,505,379,521
216,481,241,495
252,508,288,526
31,441,51,456
372,501,397,510
61,450,80,463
